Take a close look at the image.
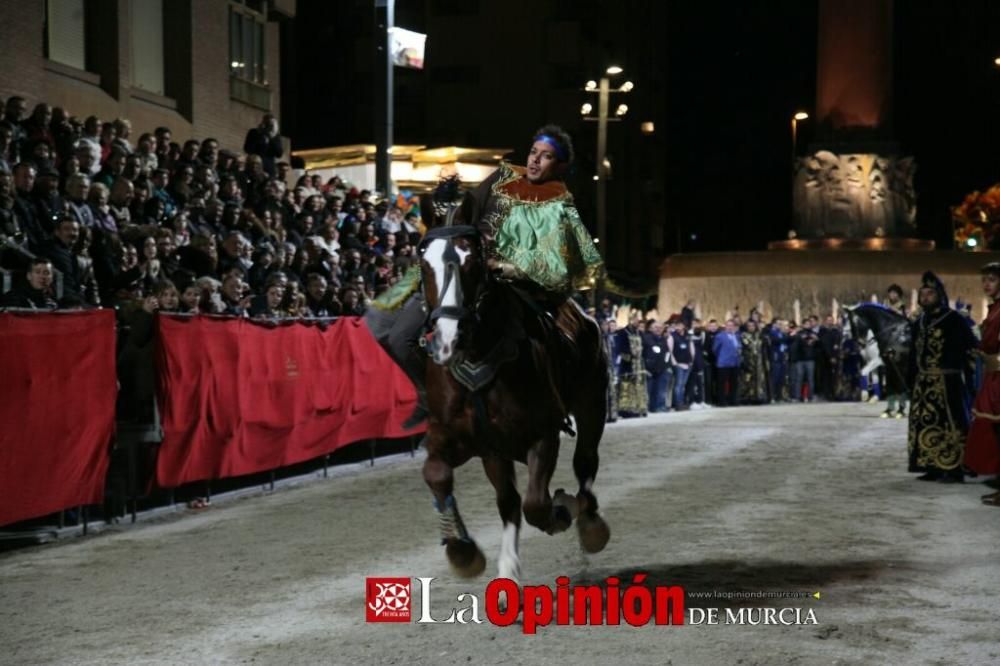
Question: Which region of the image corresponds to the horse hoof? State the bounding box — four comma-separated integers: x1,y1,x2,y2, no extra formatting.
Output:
446,539,486,578
577,513,610,553
552,488,580,520
550,505,573,534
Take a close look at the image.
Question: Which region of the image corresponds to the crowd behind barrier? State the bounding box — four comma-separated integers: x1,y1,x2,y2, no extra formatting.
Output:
0,309,424,532
0,93,435,534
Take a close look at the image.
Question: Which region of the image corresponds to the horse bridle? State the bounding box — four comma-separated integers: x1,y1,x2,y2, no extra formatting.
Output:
417,206,485,333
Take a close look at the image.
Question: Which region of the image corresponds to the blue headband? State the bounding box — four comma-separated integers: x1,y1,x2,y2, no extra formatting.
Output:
534,134,568,162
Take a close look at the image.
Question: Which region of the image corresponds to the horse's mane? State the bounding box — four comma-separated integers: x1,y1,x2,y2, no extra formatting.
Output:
850,302,899,315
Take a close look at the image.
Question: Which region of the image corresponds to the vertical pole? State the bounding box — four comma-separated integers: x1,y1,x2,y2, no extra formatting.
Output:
791,117,798,231
596,77,610,304
374,0,394,198
791,117,797,163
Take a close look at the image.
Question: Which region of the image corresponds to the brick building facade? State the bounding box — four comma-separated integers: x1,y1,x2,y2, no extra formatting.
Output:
0,0,294,150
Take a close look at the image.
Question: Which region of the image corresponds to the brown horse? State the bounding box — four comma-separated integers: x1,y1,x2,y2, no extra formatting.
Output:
415,202,610,587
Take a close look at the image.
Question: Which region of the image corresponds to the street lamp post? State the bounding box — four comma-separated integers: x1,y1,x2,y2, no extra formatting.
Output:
583,68,631,304
790,111,809,230
791,111,809,163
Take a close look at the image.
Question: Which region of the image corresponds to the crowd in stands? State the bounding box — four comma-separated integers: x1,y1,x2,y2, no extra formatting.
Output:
0,95,425,323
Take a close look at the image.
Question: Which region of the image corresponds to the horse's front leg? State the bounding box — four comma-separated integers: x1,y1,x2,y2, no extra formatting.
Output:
423,437,485,578
522,434,572,534
482,455,521,589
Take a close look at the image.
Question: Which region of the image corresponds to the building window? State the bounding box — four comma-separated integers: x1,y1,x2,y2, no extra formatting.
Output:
44,0,87,71
131,0,165,95
229,0,270,109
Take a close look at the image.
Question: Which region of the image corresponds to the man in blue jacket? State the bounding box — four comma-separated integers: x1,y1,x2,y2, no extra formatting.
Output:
713,319,742,406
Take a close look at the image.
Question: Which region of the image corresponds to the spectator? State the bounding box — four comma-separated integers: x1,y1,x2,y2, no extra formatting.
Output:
681,299,696,330
198,137,220,169
108,177,133,229
767,318,791,402
0,257,57,309
304,273,340,317
50,107,76,167
643,320,669,413
243,114,283,176
818,314,842,400
99,121,117,163
0,122,14,173
135,132,159,173
111,118,133,154
339,286,365,316
95,148,127,188
12,162,44,250
74,139,99,178
688,319,709,409
65,173,95,229
3,96,27,163
149,168,176,217
41,216,83,304
219,273,249,316
790,320,819,402
668,319,694,410
31,165,64,237
713,319,741,406
249,274,286,318
151,126,170,165
22,103,54,154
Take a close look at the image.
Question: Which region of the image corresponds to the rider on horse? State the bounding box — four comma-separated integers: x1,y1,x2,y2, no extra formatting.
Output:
365,125,603,428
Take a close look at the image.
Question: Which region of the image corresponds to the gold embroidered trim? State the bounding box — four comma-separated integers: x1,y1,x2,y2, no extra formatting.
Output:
971,409,1000,421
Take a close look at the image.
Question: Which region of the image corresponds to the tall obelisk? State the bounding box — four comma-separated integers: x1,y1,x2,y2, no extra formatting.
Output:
788,0,923,247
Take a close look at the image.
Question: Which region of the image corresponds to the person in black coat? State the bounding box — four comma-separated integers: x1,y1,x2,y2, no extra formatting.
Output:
642,320,669,412
789,322,819,401
243,114,283,177
0,257,58,309
41,216,83,304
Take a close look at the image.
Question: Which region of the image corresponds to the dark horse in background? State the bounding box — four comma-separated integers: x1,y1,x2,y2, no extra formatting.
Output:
415,195,611,587
845,303,912,395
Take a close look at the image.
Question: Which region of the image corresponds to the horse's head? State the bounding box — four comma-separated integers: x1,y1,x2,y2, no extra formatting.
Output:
418,194,486,365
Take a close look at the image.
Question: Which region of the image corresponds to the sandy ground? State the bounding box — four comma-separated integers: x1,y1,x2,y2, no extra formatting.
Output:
1,402,998,665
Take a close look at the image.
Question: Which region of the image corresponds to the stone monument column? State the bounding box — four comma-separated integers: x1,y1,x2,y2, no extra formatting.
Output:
786,0,924,248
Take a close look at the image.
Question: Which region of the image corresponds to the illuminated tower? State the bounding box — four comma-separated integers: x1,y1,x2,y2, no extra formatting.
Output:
788,0,922,247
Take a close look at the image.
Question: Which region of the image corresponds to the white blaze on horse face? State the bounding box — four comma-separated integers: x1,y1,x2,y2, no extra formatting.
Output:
498,521,521,588
424,239,468,364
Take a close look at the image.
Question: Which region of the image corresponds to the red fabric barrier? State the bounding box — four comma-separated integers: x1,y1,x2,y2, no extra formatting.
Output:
0,310,116,526
155,315,424,487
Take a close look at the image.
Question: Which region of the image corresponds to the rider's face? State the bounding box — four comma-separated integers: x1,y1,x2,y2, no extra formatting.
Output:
526,140,561,183
982,274,1000,300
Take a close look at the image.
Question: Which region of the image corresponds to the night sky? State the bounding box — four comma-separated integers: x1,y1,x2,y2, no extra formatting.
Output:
289,1,1000,257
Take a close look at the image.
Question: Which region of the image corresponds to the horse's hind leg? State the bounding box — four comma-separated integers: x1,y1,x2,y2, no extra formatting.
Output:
571,369,611,553
523,435,572,534
423,446,486,578
482,455,521,602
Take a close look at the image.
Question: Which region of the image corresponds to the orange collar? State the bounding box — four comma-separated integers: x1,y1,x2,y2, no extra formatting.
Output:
496,164,570,203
